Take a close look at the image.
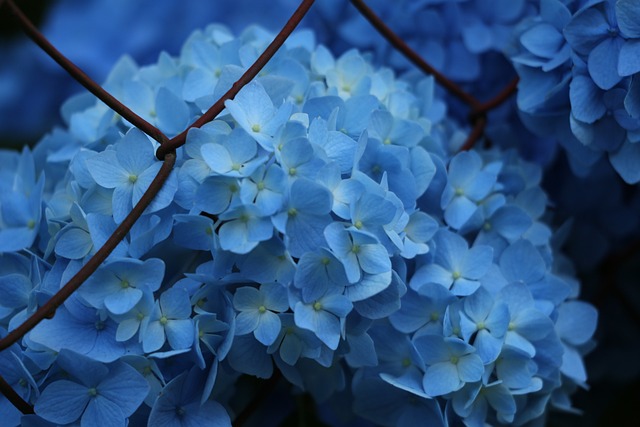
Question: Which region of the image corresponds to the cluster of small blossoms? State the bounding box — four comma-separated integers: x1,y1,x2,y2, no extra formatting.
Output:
0,24,596,427
509,0,640,182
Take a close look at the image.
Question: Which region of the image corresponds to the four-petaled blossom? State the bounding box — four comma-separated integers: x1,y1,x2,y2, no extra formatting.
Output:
233,282,288,346
413,334,484,397
86,128,178,223
34,350,149,427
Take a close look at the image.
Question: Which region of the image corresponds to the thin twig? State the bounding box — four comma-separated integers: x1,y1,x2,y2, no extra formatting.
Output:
460,115,486,152
156,0,316,159
0,374,34,415
0,153,176,353
5,0,168,145
471,77,520,119
348,0,481,109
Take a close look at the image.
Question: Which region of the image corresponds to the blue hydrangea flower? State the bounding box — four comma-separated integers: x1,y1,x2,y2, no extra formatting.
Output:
34,350,148,427
413,334,484,397
78,257,164,315
86,128,178,223
143,287,194,353
233,282,288,346
411,229,493,296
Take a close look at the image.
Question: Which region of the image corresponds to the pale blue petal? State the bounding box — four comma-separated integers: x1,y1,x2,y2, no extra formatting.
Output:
117,129,155,174
344,271,391,302
413,334,451,364
35,380,89,424
160,287,191,319
233,286,263,311
87,151,128,188
143,320,166,353
451,278,480,296
201,143,233,174
560,344,587,383
456,354,484,383
165,319,194,350
55,228,93,259
474,330,504,364
254,311,281,346
358,243,391,275
555,301,597,345
588,38,623,90
445,196,478,229
82,397,125,427
570,75,606,124
104,287,143,315
410,264,452,290
235,311,260,335
461,245,492,279
156,87,189,135
617,0,640,37
423,362,461,396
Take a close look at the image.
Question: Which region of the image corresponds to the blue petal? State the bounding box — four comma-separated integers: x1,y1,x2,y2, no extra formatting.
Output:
619,39,640,77
563,7,609,56
588,38,623,90
54,224,92,258
104,287,143,315
461,244,493,279
117,129,155,174
520,23,564,58
423,362,461,396
555,301,597,345
160,288,191,318
444,196,478,229
255,311,281,346
616,0,640,38
155,87,189,136
410,264,452,290
456,354,484,383
344,271,392,302
235,311,260,335
499,240,545,284
35,380,89,424
165,319,194,350
82,396,125,427
87,150,128,188
570,75,606,124
610,138,640,184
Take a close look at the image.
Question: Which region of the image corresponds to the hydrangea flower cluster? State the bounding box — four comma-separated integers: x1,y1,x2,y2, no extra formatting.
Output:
510,0,640,182
0,22,599,426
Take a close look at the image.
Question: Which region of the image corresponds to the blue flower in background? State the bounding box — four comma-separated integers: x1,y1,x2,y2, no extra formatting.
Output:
0,11,604,426
0,148,44,253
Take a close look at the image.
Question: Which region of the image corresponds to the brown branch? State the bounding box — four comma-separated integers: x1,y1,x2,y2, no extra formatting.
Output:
5,0,168,145
471,77,520,119
348,0,481,109
156,0,316,160
0,152,176,352
0,374,34,415
459,115,486,151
